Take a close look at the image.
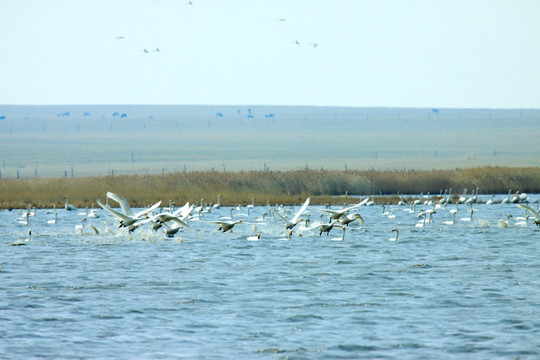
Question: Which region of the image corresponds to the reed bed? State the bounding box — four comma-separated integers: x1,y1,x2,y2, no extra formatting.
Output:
1,166,538,209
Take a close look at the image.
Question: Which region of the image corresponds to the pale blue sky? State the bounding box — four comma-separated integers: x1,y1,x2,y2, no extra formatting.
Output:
1,0,539,108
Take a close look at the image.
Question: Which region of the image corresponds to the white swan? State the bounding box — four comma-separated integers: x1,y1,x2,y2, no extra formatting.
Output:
220,208,235,220
331,227,346,241
497,214,513,228
210,219,242,232
11,229,31,246
152,202,192,227
390,228,399,241
514,215,529,227
98,192,161,228
247,233,261,241
75,218,86,234
47,211,58,224
213,195,222,209
161,221,184,238
516,204,540,226
88,205,99,218
75,217,98,235
309,221,341,236
275,197,310,230
415,213,426,228
458,189,468,204
317,198,368,222
65,196,77,211
501,190,512,204
442,210,456,225
16,211,30,226
339,213,365,227
279,229,293,241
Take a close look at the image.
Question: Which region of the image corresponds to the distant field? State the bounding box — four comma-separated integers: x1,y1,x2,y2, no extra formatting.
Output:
0,105,539,178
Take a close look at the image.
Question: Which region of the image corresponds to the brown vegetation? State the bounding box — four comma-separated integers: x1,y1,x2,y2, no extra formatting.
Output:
1,166,538,209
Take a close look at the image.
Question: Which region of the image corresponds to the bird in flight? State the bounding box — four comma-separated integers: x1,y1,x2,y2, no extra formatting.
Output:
115,36,125,40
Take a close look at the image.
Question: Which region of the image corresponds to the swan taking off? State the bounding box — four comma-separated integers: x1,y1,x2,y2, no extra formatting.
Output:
210,219,242,232
274,197,310,230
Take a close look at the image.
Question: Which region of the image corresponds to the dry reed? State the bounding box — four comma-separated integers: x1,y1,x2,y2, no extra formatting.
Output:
1,166,538,209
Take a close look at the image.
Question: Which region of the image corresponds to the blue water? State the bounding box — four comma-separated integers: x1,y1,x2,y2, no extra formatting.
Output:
1,195,540,359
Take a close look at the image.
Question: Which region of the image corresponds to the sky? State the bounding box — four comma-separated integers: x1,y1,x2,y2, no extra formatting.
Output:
1,0,539,108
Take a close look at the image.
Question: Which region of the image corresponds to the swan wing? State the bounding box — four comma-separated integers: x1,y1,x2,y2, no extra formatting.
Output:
173,202,191,217
169,217,190,229
292,197,310,223
181,204,194,219
107,192,134,217
317,208,345,217
134,200,162,219
348,198,369,209
274,211,293,226
97,199,133,222
516,204,540,220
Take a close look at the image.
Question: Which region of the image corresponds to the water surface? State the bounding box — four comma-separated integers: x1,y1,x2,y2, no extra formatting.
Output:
1,196,539,359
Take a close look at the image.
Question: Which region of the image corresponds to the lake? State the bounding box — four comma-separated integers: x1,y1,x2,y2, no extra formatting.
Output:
1,194,539,359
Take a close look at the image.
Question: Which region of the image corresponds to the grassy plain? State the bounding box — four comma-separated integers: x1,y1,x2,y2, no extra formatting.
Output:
1,106,538,208
1,166,539,209
1,105,539,178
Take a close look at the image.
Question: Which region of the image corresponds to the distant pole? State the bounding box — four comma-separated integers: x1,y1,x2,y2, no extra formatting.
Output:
222,163,226,172
264,163,267,171
35,168,38,179
71,167,74,178
493,149,497,158
65,171,68,179
162,168,165,175
435,150,438,159
0,169,2,179
2,160,5,168
344,164,348,170
375,151,378,159
184,165,187,173
17,169,19,179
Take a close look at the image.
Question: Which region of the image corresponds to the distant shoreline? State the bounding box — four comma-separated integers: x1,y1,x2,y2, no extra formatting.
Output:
1,166,538,209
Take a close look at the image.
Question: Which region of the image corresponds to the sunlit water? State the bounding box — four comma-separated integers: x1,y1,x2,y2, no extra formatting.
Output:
1,195,540,359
